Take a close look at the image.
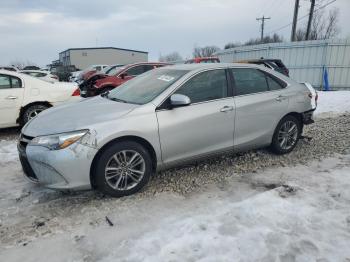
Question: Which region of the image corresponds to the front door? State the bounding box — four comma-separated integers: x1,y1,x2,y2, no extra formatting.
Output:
156,69,235,165
0,74,24,127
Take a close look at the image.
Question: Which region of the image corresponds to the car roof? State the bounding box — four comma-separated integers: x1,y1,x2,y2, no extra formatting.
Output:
20,70,49,73
238,59,282,63
162,63,260,71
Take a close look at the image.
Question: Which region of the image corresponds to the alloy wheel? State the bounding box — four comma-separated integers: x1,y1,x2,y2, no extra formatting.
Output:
104,150,146,191
28,108,44,120
277,121,298,150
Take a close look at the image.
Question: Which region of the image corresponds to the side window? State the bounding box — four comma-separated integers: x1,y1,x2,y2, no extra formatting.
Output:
0,74,11,89
175,69,228,103
231,68,268,96
143,65,155,73
11,76,22,88
125,65,145,76
95,66,101,71
265,74,285,90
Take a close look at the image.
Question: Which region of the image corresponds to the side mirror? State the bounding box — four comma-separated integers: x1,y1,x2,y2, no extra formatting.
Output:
170,94,191,107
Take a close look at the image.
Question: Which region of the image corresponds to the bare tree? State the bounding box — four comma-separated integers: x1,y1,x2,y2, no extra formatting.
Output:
9,60,38,70
159,52,183,62
193,46,220,57
297,7,340,41
244,33,283,46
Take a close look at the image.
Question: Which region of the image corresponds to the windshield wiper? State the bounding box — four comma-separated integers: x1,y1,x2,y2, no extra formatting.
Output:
108,97,128,103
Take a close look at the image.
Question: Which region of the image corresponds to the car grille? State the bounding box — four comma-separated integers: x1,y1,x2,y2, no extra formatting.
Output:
18,134,38,181
19,134,34,148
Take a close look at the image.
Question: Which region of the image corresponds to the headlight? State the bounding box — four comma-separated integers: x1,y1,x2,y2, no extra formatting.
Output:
30,130,88,150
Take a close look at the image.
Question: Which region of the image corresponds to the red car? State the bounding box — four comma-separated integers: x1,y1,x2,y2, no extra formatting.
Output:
185,57,220,64
80,62,170,97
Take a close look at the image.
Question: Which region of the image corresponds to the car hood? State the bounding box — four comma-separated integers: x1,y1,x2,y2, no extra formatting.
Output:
95,76,123,88
22,96,139,137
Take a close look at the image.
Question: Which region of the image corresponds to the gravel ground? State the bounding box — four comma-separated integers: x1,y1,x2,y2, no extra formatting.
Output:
1,114,350,248
145,113,350,196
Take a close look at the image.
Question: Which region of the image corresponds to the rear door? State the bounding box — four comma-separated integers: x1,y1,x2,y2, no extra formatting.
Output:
0,74,24,127
230,68,290,151
156,69,235,165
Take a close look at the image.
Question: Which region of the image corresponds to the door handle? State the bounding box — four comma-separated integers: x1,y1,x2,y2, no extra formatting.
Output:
220,106,234,112
275,95,287,102
6,96,18,100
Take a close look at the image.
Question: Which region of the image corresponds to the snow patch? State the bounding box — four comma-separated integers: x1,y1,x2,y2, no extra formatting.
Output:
315,91,350,118
0,140,18,165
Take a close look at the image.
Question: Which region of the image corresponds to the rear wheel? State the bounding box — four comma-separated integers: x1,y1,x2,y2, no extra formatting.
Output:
270,115,301,154
21,104,49,125
94,141,153,197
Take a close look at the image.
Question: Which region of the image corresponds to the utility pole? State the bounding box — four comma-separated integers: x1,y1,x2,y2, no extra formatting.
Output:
305,0,316,40
291,0,300,41
256,16,271,42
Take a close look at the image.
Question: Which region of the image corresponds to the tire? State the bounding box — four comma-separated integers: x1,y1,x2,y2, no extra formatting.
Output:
94,141,153,197
270,115,301,155
21,104,49,125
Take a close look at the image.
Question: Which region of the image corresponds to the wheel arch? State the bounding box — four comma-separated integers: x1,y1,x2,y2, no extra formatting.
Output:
281,112,303,134
18,101,52,125
89,135,157,189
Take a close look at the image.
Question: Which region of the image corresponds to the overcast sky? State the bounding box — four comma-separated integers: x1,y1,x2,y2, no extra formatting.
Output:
0,0,349,67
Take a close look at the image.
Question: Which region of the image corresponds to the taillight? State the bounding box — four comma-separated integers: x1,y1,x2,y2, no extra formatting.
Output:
51,75,59,80
72,88,80,96
315,92,318,102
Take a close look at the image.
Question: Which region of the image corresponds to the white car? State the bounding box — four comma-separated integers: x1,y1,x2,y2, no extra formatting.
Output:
0,70,81,128
20,70,59,83
0,66,19,72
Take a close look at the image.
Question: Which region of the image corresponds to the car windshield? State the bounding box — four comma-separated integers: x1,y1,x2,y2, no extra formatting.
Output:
106,68,189,105
106,65,125,76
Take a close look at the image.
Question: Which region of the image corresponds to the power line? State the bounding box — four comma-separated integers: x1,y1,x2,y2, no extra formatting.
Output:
256,16,271,41
291,0,300,41
306,0,316,40
266,0,337,35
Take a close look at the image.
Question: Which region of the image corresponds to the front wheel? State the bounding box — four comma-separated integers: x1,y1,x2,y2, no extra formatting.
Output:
270,115,301,154
94,141,153,197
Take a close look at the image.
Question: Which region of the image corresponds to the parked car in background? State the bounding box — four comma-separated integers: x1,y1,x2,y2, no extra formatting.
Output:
69,71,82,82
185,57,220,64
23,65,41,70
50,65,78,82
80,64,110,81
237,58,289,76
0,66,19,72
18,63,316,197
80,62,170,97
20,70,59,83
75,64,123,86
0,70,81,128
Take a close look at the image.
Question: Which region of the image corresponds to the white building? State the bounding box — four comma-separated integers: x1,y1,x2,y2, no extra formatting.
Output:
58,47,148,70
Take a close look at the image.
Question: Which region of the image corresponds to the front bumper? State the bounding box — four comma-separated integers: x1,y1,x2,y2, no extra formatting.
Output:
18,135,98,190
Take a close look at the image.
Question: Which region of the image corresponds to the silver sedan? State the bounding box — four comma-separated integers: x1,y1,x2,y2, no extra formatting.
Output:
18,63,317,197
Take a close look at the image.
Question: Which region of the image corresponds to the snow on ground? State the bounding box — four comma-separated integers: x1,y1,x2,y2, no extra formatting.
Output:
1,155,350,261
0,90,350,261
315,91,350,118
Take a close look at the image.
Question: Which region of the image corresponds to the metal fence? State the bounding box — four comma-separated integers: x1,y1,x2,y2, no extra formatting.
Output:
215,39,350,90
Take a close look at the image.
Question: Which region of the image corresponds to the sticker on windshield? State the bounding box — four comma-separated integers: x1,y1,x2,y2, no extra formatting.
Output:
157,75,175,82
